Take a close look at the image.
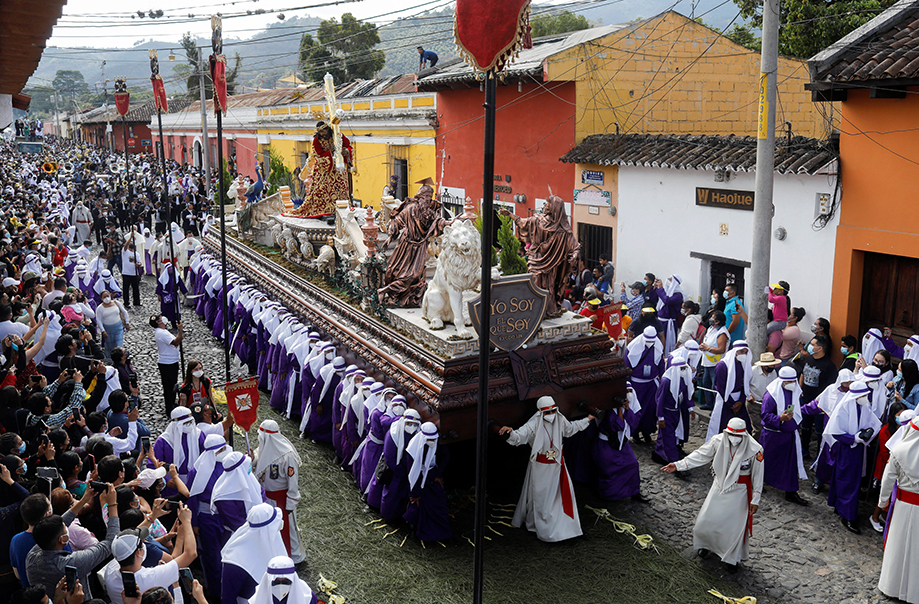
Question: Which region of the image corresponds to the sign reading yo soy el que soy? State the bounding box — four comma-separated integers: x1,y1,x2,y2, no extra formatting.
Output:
468,274,549,352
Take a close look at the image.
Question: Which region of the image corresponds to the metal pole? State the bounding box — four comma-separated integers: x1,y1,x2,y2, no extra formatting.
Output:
217,108,230,383
157,110,185,369
198,48,211,180
472,70,496,604
102,61,110,151
748,0,780,356
122,116,132,205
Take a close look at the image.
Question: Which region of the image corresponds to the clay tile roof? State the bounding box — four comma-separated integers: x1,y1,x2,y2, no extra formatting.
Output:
809,0,919,89
560,133,837,175
82,99,193,124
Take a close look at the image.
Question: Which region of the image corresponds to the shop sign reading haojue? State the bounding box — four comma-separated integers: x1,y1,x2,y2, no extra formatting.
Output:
695,187,754,211
468,274,549,352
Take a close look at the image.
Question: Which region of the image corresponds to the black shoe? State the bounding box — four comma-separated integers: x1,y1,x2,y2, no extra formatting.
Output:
698,548,710,559
841,517,861,534
650,451,668,465
811,482,823,495
643,433,654,444
725,563,740,573
785,491,809,506
631,492,651,504
675,470,690,479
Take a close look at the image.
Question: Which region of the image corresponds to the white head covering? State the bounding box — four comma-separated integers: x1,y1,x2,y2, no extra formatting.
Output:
363,382,386,416
523,396,567,465
904,335,919,363
889,416,919,477
765,366,808,480
626,325,663,367
336,368,363,433
705,340,753,441
618,384,644,447
158,407,201,475
255,419,301,479
93,269,122,295
887,410,919,451
187,434,227,498
387,395,407,417
389,409,421,466
862,328,884,367
657,274,683,310
220,503,286,581
250,556,315,604
211,451,264,513
817,368,856,416
349,377,374,436
406,422,439,489
682,340,702,369
318,356,347,402
662,353,694,406
95,366,122,414
860,365,887,420
823,381,882,449
710,418,763,493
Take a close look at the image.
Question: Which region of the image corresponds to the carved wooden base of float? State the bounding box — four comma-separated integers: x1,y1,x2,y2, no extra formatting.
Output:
203,231,630,442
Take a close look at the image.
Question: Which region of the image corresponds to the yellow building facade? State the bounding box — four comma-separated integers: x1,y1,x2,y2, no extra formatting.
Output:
254,90,437,209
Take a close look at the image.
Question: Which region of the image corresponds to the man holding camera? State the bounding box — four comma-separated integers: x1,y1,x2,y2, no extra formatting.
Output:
121,231,143,308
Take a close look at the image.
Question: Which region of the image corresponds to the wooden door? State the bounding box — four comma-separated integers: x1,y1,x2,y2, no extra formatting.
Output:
860,252,919,346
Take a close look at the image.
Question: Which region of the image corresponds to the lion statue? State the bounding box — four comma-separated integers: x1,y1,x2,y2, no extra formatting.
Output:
421,219,481,339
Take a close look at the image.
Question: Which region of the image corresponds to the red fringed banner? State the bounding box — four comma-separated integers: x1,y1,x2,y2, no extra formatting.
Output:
114,92,130,117
151,76,168,114
210,54,227,116
225,377,259,431
454,0,532,74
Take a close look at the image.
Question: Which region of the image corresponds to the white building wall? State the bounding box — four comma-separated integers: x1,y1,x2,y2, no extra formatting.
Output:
616,166,839,333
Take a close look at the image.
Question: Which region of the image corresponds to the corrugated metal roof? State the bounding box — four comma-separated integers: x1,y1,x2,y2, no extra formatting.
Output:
416,24,630,89
0,0,68,100
560,133,838,175
809,0,919,88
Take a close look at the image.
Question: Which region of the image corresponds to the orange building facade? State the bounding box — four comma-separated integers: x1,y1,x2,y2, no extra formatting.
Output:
809,0,919,350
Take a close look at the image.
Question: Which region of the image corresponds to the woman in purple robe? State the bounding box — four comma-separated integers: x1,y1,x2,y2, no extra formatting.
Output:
403,422,451,542
593,389,645,501
303,356,346,442
624,325,664,443
377,410,421,520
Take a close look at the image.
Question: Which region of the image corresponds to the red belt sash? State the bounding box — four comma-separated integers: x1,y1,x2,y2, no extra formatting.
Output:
898,487,919,506
737,474,753,539
535,451,574,519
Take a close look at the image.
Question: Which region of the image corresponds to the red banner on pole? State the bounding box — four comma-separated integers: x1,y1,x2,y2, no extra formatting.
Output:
225,377,259,431
210,54,227,116
455,0,532,73
151,75,168,114
114,91,130,117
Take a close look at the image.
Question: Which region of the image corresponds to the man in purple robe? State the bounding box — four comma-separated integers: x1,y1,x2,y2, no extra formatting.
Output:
591,387,649,501
373,410,421,519
342,377,373,472
760,366,809,505
212,451,267,540
654,274,684,355
151,407,210,495
186,434,230,593
706,340,753,441
357,393,404,495
156,262,187,325
332,366,362,461
824,380,881,533
220,502,287,604
624,325,663,443
652,355,696,467
302,356,346,442
403,422,451,542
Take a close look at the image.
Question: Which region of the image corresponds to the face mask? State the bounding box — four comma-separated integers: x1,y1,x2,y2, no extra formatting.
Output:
102,297,111,304
543,411,557,423
727,435,743,446
710,295,717,305
783,381,795,391
11,344,18,351
19,462,27,474
898,370,903,377
806,344,815,355
857,396,870,406
840,346,849,355
723,290,730,299
680,308,688,316
17,441,26,454
874,362,886,370
192,370,204,378
271,582,292,602
391,405,405,417
405,422,419,434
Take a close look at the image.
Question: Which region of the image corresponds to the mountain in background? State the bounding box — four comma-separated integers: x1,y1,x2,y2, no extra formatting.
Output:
27,2,742,106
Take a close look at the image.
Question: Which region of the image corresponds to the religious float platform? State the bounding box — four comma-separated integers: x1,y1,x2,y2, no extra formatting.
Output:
210,213,629,444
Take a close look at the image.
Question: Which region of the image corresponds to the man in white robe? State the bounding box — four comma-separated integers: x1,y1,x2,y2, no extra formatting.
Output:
71,202,93,242
879,415,919,602
497,396,594,542
662,417,764,570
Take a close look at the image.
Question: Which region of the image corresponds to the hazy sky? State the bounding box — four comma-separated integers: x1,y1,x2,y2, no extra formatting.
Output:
49,0,458,49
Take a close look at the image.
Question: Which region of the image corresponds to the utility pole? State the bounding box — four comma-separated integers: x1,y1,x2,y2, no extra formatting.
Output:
102,60,111,151
198,48,212,182
748,0,781,355
52,91,61,139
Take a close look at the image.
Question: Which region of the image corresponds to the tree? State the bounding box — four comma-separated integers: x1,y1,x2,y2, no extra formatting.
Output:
174,32,243,100
496,214,528,276
52,70,90,101
530,10,591,38
299,13,385,84
731,0,896,58
723,24,761,52
264,147,293,197
21,87,56,117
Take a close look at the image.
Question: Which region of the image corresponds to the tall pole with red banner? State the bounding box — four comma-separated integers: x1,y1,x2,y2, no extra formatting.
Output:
210,15,231,384
114,77,132,205
149,49,185,370
453,2,532,602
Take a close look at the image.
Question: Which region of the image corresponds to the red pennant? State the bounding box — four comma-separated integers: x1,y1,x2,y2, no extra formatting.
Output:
114,92,130,117
151,75,168,114
225,377,259,431
455,0,531,73
210,54,227,116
